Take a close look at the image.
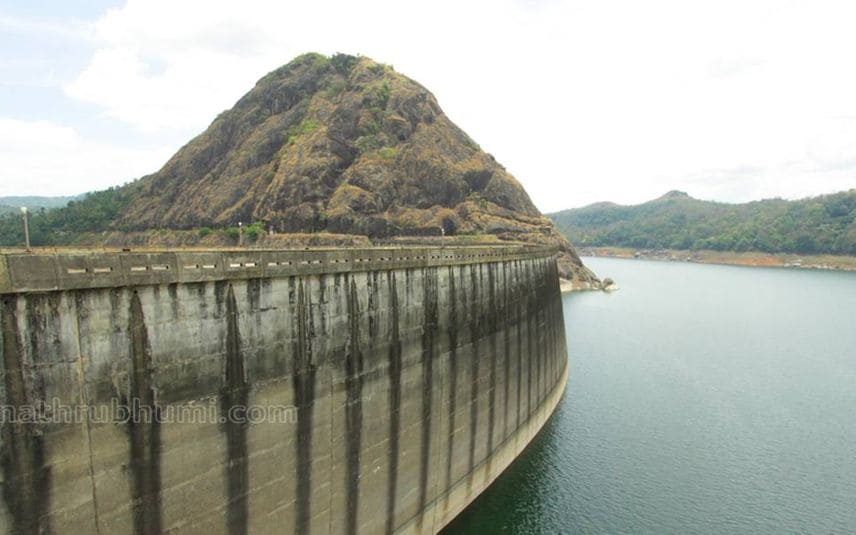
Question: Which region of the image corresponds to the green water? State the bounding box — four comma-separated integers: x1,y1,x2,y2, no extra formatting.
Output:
443,257,856,534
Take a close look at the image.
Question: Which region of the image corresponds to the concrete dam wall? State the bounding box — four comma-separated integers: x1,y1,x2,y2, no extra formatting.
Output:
0,245,568,534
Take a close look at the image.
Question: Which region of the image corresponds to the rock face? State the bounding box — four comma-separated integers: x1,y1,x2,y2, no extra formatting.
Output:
118,53,599,286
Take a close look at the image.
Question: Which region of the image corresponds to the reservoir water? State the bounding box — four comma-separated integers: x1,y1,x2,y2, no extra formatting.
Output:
443,257,856,533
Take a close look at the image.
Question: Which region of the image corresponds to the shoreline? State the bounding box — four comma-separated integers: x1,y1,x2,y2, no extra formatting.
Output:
579,246,856,272
559,279,578,293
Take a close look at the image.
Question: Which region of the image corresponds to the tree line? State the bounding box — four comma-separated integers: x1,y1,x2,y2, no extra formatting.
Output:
0,187,133,246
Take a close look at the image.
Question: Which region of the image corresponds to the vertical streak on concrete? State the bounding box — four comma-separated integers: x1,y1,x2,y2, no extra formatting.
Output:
540,261,547,383
220,284,249,535
326,275,339,535
557,261,565,379
515,262,523,431
544,261,552,388
24,297,48,407
0,296,51,534
385,272,402,535
534,266,543,407
344,278,363,535
541,261,550,401
368,272,380,340
127,291,163,535
443,266,458,510
548,261,558,386
167,283,180,321
73,291,101,535
501,263,510,441
557,263,562,377
418,267,438,526
544,270,556,390
246,279,261,313
552,263,559,382
542,261,549,401
484,263,497,480
544,261,551,400
467,264,480,490
525,262,534,420
293,279,316,534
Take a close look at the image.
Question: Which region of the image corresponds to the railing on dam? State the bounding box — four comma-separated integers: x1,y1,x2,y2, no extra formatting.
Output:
0,245,557,294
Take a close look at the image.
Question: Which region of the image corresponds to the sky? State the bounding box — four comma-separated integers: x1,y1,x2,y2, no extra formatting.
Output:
1,0,855,212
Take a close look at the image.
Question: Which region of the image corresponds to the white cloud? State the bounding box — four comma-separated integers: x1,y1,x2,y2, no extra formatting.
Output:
64,46,260,131
0,118,172,196
27,0,856,207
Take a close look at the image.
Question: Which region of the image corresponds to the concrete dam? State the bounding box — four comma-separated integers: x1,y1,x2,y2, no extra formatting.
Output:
0,245,569,534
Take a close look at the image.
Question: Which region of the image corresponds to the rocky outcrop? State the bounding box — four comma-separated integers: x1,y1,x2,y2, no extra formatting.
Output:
114,53,599,287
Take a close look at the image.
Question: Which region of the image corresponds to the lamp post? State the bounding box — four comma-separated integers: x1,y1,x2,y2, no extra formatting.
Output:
20,206,30,251
238,221,244,247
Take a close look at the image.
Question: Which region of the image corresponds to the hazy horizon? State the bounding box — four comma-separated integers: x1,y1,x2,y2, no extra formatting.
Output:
2,185,853,214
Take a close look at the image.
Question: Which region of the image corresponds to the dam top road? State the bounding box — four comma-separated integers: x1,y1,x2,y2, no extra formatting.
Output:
0,244,568,534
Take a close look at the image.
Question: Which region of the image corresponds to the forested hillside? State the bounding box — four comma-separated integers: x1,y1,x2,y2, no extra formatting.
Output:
548,190,856,255
0,187,132,245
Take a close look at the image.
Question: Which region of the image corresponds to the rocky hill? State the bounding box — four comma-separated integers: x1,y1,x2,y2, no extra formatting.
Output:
1,53,600,287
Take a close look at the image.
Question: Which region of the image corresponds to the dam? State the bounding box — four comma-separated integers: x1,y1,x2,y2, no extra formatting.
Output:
0,245,569,534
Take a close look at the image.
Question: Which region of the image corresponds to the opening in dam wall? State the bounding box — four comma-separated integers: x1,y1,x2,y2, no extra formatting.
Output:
0,246,569,534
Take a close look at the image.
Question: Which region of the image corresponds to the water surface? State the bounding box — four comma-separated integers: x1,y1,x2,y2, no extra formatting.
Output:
443,257,856,533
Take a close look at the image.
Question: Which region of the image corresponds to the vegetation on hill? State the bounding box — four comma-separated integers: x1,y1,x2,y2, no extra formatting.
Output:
548,190,856,255
114,52,550,238
0,187,134,245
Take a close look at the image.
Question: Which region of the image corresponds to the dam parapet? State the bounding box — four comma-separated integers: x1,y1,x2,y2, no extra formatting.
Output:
0,245,568,534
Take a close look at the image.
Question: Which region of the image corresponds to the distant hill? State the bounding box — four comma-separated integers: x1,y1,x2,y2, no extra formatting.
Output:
0,195,82,215
548,189,856,255
0,53,599,285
